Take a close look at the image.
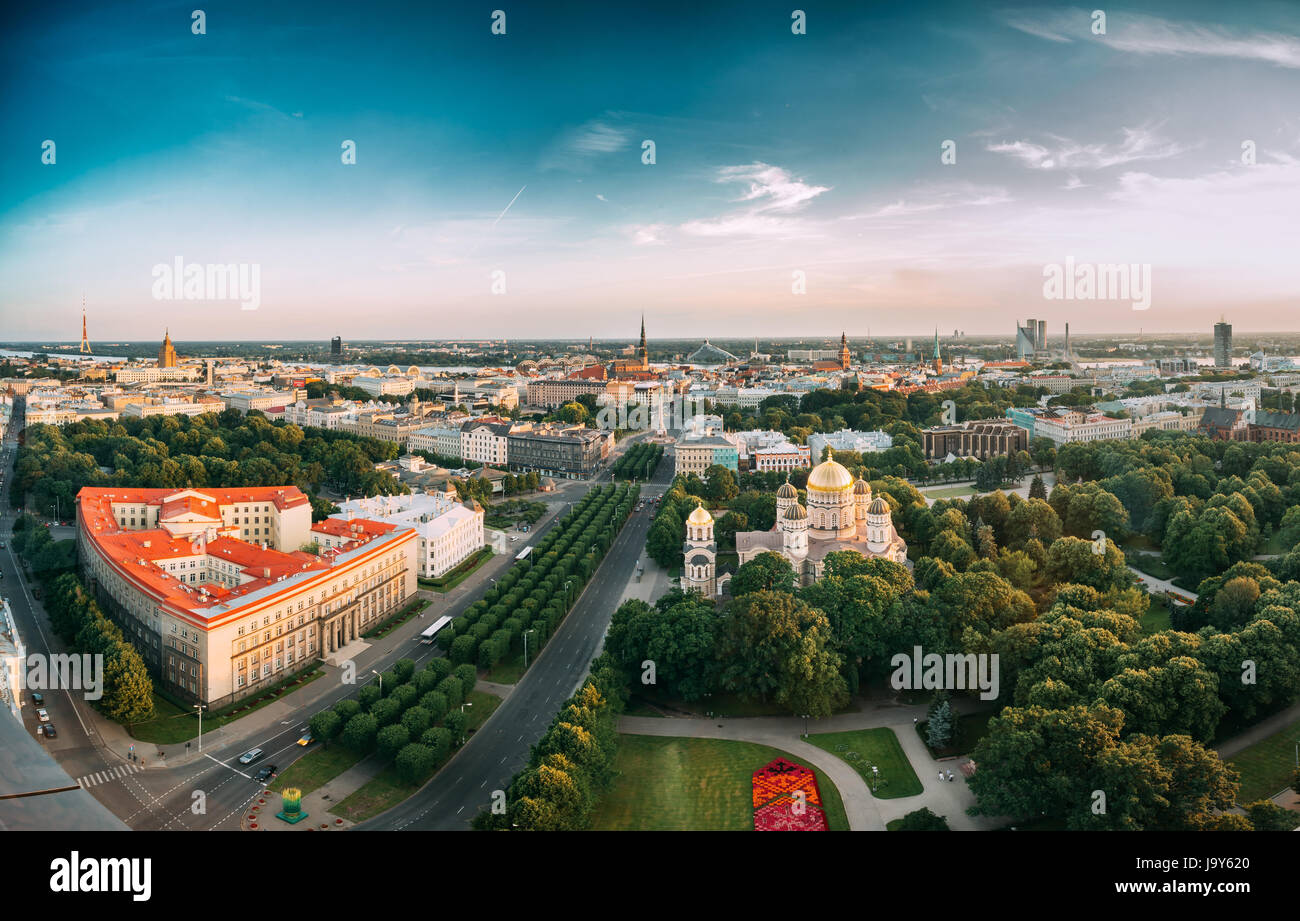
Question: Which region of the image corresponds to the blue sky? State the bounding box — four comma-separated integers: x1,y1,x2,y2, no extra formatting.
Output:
4,0,1300,341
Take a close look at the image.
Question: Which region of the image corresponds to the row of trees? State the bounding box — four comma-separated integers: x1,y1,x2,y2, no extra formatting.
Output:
473,653,627,830
610,442,663,481
12,517,154,725
307,657,480,785
439,483,637,672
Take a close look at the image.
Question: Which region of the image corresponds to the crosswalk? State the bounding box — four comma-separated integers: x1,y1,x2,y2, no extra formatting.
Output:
77,763,143,788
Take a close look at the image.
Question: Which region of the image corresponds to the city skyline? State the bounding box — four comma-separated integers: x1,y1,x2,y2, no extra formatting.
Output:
5,0,1300,338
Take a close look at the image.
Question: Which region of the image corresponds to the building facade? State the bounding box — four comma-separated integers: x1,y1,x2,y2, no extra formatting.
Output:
332,491,484,578
76,486,417,706
675,435,740,475
922,420,1029,460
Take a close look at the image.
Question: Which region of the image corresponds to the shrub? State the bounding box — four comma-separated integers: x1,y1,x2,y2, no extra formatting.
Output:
395,743,436,784
377,724,410,760
420,726,452,761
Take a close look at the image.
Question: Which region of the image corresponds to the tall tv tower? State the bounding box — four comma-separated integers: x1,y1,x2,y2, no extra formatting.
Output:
79,294,91,353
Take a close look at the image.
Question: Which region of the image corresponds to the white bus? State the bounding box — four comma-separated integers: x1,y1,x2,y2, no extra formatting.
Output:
515,546,533,562
419,615,453,644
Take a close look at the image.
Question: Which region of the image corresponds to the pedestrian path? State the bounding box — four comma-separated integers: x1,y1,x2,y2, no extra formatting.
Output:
77,763,144,788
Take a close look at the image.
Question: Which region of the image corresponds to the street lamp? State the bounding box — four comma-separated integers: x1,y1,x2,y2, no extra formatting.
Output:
801,713,809,738
371,669,382,693
193,704,206,752
523,628,536,668
871,765,879,793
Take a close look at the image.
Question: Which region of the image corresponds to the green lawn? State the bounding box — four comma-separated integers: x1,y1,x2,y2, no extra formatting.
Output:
590,735,850,830
1226,715,1300,804
484,650,527,684
920,485,977,499
1139,602,1172,634
806,727,923,799
268,744,365,796
1125,551,1178,582
129,668,325,744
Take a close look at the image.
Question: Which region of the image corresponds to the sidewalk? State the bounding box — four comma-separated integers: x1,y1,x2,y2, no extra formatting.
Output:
245,752,388,832
617,693,1009,831
21,504,560,775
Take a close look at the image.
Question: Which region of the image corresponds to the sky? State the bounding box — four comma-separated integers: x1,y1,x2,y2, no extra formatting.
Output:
3,0,1300,342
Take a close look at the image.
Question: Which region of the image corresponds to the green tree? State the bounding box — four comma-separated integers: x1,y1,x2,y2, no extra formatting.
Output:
730,552,796,596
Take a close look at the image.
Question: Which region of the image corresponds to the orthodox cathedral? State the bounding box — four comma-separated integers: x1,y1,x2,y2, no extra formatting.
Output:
682,458,908,595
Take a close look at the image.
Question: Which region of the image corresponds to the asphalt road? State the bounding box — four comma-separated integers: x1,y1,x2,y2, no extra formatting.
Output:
362,448,673,830
2,418,668,829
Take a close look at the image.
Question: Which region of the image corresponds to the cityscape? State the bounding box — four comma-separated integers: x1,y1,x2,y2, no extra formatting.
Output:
2,0,1297,900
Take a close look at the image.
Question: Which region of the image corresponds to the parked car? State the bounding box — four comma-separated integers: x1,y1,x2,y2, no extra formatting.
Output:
238,748,264,765
43,723,57,739
254,764,277,783
36,708,50,723
30,692,43,705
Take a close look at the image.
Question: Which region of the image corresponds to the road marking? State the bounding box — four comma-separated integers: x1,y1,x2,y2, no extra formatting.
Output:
204,753,252,778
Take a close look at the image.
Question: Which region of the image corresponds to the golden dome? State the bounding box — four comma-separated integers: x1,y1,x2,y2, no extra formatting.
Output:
776,480,798,499
783,502,807,521
868,496,891,515
806,459,854,492
853,479,871,495
687,504,713,526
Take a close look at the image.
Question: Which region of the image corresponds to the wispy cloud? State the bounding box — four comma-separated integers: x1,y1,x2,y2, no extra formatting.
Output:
844,183,1012,220
539,119,632,171
1005,8,1300,69
987,126,1186,170
714,162,830,213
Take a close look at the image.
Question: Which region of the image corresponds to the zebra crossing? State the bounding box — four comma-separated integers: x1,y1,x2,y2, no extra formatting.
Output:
77,763,143,788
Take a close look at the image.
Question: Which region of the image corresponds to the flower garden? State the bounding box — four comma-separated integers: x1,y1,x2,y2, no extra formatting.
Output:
752,758,829,831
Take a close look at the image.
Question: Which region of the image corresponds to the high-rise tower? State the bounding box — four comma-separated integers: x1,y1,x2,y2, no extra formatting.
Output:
839,332,851,370
932,328,942,374
1214,317,1233,369
638,314,648,370
159,329,177,368
79,295,91,353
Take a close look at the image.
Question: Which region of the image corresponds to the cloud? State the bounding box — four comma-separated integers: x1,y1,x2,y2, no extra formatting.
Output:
987,127,1186,170
714,162,830,213
1005,9,1300,69
540,119,632,171
630,224,667,245
596,194,608,202
844,183,1012,220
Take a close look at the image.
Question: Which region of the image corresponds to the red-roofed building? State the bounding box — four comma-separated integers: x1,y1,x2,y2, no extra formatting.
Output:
77,485,416,707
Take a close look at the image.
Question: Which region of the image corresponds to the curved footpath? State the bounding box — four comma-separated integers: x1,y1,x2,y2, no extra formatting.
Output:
619,695,1010,831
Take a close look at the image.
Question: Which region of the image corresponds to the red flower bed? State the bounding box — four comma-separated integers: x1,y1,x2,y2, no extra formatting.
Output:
752,758,827,831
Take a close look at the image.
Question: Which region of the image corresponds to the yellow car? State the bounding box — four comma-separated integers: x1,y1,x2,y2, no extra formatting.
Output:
297,731,313,746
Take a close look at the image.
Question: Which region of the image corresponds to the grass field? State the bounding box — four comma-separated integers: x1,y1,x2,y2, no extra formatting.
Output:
1125,551,1178,582
806,727,923,799
920,485,978,499
1139,602,1173,634
268,745,365,796
1227,715,1300,804
589,735,850,830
